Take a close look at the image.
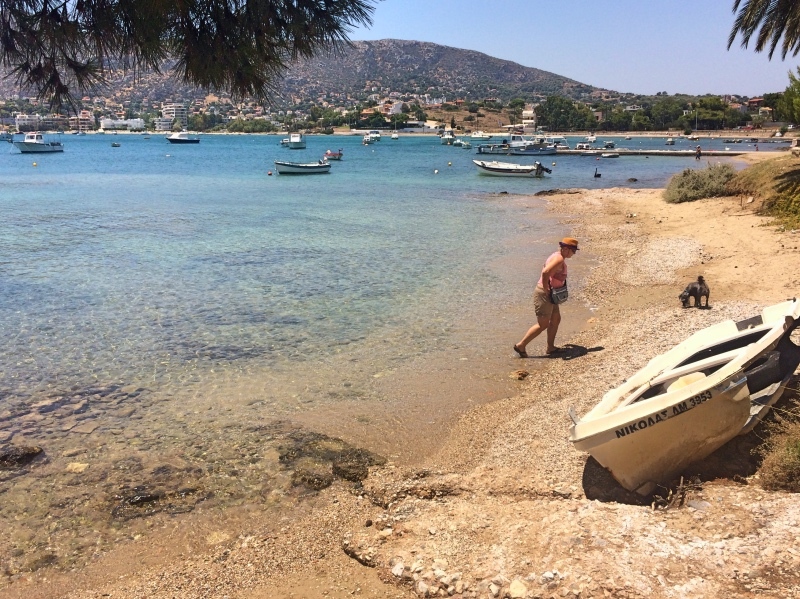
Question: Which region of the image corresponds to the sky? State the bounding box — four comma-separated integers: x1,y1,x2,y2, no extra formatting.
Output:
350,0,799,97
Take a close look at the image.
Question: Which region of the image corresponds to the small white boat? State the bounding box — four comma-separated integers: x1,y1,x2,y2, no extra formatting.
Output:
470,130,493,141
570,299,800,495
274,160,331,174
545,135,571,150
323,149,343,160
665,137,675,145
452,138,464,147
575,142,596,151
391,132,399,140
472,159,552,177
13,132,64,153
368,130,382,141
585,134,597,142
362,134,373,145
166,131,200,144
461,141,472,149
601,152,620,158
603,141,616,149
440,130,455,145
287,132,306,149
280,138,290,146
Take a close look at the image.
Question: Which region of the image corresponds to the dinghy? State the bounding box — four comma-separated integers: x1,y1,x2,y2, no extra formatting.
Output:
472,159,552,178
570,298,800,494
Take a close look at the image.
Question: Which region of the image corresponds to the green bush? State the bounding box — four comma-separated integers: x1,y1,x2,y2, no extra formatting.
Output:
663,163,736,204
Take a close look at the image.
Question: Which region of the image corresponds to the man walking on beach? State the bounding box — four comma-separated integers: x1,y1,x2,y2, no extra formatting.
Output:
695,145,702,160
514,237,579,357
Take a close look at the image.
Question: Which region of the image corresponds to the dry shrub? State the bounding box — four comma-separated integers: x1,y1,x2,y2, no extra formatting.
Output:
663,163,737,204
758,415,800,492
727,154,800,228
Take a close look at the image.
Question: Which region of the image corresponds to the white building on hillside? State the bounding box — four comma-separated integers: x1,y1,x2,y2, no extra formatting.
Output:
161,102,188,128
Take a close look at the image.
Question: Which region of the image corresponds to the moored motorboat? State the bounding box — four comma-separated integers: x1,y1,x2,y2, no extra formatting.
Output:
274,159,331,174
600,152,620,158
569,299,800,495
166,131,200,144
470,130,493,141
287,132,306,149
12,132,64,153
472,159,552,177
665,137,675,145
323,149,343,160
440,130,455,145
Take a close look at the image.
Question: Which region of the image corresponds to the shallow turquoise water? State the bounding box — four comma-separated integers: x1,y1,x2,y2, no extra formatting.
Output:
0,132,764,576
0,133,757,410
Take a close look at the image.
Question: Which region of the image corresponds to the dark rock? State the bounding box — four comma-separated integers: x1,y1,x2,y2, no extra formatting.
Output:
291,467,334,490
111,485,204,520
0,445,44,469
627,178,638,182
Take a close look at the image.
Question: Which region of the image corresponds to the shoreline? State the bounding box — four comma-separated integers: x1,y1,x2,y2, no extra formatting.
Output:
5,155,800,598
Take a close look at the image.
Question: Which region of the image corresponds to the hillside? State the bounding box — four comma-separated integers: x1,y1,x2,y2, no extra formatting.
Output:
281,39,598,102
0,39,601,107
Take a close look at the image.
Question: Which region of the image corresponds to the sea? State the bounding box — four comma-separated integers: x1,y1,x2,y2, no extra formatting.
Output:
0,132,778,576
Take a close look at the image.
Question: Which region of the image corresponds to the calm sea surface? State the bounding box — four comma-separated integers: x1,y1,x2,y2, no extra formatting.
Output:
0,132,772,575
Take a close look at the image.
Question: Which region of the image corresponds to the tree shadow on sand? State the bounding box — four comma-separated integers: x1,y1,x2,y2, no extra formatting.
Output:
580,381,800,506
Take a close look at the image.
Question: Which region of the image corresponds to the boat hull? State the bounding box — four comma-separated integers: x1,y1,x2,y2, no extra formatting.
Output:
575,376,750,494
166,138,199,144
274,161,331,174
473,159,549,178
13,142,64,153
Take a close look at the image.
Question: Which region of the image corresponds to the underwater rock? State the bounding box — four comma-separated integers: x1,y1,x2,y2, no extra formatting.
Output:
0,445,43,469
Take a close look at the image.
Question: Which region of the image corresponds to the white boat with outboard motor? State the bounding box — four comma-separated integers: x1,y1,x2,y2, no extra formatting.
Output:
274,159,331,174
569,298,800,495
12,132,64,153
473,159,552,177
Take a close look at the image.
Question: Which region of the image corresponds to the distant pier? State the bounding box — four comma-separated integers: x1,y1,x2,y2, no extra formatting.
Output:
557,149,749,157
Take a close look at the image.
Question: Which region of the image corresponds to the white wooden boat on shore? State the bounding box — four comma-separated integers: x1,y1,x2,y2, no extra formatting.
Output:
274,160,331,174
570,299,800,495
473,159,552,177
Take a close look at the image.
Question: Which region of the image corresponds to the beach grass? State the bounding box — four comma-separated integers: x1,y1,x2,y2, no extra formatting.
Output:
727,154,800,228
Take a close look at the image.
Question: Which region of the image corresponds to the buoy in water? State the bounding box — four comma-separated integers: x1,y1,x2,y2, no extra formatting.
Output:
448,162,452,166
552,162,556,166
267,171,273,176
32,162,37,167
434,169,439,174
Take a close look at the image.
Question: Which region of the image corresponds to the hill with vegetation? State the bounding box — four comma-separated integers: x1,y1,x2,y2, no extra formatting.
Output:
0,39,600,107
280,39,597,103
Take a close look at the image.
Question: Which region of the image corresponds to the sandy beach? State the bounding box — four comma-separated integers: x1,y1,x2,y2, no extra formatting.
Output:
5,151,800,599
